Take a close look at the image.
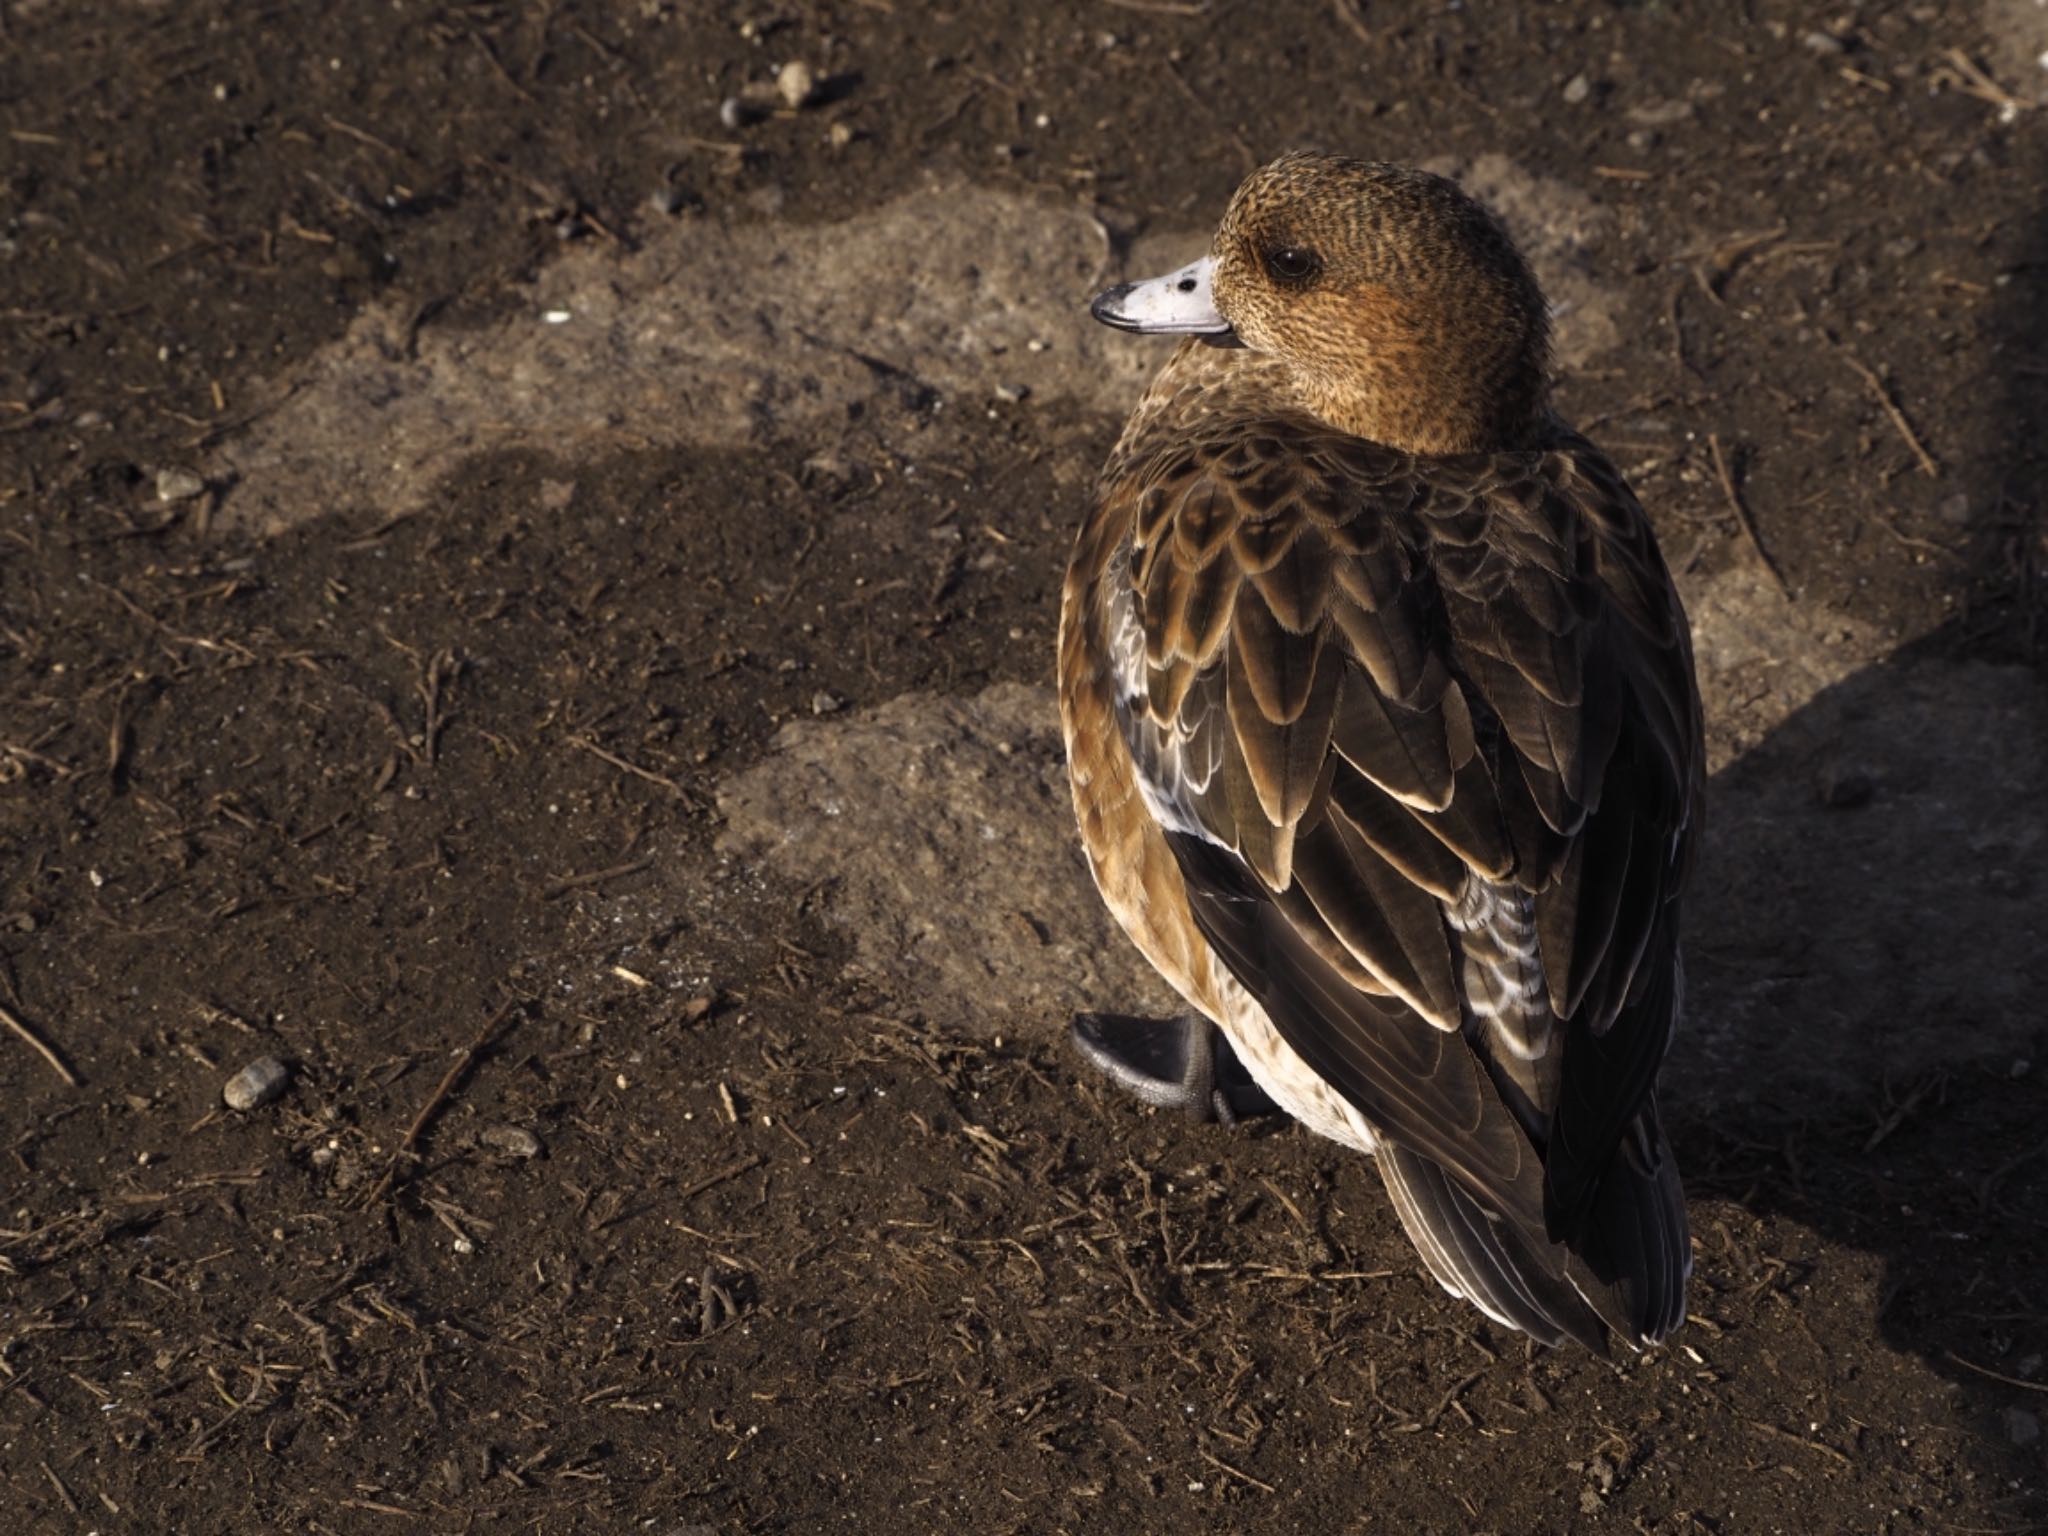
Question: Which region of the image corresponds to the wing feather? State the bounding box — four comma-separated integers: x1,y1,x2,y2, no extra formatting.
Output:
1092,418,1700,1346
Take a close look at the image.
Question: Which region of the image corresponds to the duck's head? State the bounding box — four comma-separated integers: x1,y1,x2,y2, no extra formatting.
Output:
1093,152,1551,455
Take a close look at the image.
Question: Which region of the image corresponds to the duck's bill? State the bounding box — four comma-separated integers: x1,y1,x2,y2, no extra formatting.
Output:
1090,256,1236,339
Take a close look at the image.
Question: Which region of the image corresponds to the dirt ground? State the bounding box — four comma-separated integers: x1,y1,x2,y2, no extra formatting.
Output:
4,1,2048,1531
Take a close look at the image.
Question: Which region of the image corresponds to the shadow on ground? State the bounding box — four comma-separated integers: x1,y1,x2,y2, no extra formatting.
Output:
1662,161,2048,1508
1677,629,2048,1511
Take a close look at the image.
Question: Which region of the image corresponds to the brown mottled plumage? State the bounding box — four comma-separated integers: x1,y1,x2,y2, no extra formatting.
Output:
1060,153,1703,1351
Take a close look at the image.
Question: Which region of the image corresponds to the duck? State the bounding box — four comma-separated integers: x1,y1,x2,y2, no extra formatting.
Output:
1058,152,1702,1352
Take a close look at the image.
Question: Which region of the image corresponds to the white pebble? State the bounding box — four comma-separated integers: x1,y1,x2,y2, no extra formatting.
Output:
155,468,206,503
223,1056,290,1112
777,59,817,110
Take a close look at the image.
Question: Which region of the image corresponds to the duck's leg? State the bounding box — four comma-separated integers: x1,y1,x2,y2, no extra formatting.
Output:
1069,1013,1278,1127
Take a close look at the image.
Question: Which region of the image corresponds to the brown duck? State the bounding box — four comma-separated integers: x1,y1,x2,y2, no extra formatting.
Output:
1059,152,1702,1351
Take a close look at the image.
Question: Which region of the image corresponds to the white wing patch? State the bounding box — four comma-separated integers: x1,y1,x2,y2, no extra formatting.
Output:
1102,546,1230,846
1447,880,1553,1063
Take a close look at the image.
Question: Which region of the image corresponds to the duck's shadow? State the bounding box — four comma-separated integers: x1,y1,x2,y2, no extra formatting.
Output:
1673,600,2048,1497
1652,148,2048,1497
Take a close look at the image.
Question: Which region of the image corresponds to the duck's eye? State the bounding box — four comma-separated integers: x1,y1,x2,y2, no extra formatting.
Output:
1262,246,1320,284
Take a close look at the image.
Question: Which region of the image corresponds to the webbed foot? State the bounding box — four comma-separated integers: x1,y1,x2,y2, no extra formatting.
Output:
1069,1012,1277,1127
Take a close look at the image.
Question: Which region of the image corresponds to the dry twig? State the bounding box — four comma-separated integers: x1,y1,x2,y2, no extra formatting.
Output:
1708,434,1791,597
1,1001,79,1088
1840,351,1939,477
361,999,522,1205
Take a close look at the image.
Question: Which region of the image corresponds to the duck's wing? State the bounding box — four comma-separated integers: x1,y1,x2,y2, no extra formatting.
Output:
1105,420,1701,1348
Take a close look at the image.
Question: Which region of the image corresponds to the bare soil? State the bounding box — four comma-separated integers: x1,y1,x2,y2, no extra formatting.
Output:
3,2,2047,1532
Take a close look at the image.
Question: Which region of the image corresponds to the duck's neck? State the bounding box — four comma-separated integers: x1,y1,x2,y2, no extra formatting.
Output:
1285,275,1553,455
1294,355,1549,456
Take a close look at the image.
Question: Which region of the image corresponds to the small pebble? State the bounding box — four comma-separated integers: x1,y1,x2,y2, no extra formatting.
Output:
777,59,818,110
155,467,207,503
650,183,698,216
1562,72,1591,105
2004,1408,2041,1448
479,1125,543,1159
1800,30,1845,56
1625,99,1695,128
719,95,756,131
1813,762,1873,810
811,690,845,715
223,1055,290,1111
827,120,854,150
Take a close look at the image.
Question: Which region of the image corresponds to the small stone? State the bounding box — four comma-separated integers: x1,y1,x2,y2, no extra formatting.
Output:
777,59,818,110
1800,30,1845,56
1984,867,2027,898
1814,762,1873,809
155,467,206,503
801,452,854,488
1562,72,1591,105
827,121,854,150
718,95,756,131
2004,1408,2041,1447
650,182,700,216
223,1055,290,1111
479,1125,543,1159
811,690,845,715
1625,99,1695,128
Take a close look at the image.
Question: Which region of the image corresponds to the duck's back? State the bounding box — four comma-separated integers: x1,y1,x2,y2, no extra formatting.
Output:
1060,342,1702,1348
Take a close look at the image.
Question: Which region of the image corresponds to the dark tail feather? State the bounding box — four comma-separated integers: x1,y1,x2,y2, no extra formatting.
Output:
1566,1100,1690,1344
1378,1105,1688,1352
1377,1141,1610,1353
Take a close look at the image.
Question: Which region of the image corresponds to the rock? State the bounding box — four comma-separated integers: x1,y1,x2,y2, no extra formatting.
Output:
718,95,755,131
777,59,818,110
1625,99,1696,128
1562,72,1592,104
479,1125,543,1159
1813,762,1874,809
2004,1407,2040,1447
223,1055,290,1111
155,467,206,502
